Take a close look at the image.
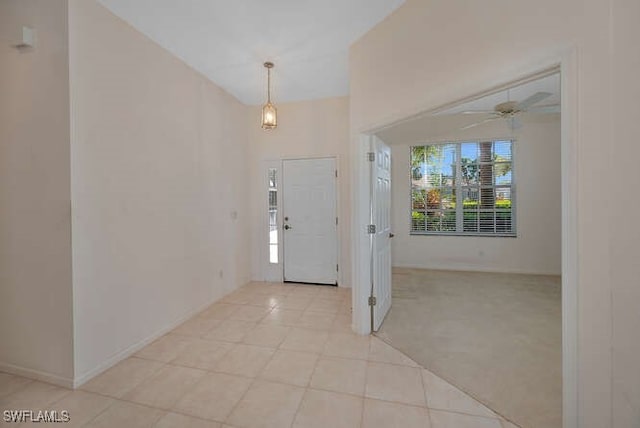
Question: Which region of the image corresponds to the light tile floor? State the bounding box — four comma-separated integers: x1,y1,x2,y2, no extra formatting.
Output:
0,282,518,427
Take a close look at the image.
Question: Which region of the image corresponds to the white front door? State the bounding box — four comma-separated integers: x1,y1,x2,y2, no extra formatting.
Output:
283,158,338,285
371,137,392,331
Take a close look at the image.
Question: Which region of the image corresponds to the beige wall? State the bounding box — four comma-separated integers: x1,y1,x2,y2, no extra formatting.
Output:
350,0,637,425
384,116,561,275
3,2,636,419
0,0,74,385
248,97,351,286
69,0,250,382
611,0,640,425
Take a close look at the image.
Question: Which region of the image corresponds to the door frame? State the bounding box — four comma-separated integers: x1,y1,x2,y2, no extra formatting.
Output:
350,50,578,428
282,156,339,285
261,155,342,285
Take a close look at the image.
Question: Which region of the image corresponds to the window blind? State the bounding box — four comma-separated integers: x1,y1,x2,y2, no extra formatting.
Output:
410,140,515,236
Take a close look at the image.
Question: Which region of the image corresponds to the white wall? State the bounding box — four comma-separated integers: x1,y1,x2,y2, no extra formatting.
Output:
349,0,637,425
69,0,250,383
0,0,74,386
384,116,561,275
248,97,351,286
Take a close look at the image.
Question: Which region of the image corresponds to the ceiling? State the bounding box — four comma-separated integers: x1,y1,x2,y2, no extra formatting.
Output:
97,0,406,105
377,73,560,144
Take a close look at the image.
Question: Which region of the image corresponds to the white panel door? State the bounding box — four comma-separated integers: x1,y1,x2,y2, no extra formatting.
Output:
283,158,338,285
372,138,392,331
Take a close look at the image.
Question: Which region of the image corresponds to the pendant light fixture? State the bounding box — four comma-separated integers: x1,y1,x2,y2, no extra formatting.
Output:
261,62,277,130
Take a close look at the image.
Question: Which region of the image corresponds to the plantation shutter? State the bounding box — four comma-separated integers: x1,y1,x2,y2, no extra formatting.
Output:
410,140,514,236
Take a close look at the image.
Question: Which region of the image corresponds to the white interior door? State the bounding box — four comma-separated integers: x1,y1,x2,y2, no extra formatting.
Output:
283,158,338,285
372,137,392,331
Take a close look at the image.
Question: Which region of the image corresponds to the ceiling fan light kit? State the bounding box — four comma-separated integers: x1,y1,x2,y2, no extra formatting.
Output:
261,62,277,130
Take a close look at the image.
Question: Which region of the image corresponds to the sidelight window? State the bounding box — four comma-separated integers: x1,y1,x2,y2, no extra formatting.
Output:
268,168,278,263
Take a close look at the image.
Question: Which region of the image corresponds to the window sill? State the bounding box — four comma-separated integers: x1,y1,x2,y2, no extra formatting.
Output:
409,232,517,238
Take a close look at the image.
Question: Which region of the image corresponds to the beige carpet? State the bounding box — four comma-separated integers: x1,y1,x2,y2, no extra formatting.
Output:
377,268,562,428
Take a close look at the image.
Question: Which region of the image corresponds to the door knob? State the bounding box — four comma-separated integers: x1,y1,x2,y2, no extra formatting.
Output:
284,224,292,230
389,232,395,238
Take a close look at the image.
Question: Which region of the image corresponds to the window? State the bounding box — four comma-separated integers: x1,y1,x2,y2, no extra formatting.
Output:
268,168,278,263
411,140,515,236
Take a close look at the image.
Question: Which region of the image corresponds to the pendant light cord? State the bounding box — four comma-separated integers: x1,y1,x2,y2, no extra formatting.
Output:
267,67,271,103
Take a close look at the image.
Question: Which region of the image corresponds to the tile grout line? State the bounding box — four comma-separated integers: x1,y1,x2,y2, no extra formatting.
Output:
359,347,371,428
79,355,168,399
10,336,427,412
77,398,118,427
0,378,36,401
76,353,438,412
429,407,505,422
76,370,440,426
418,365,434,427
164,372,234,425
219,332,281,427
287,356,320,428
78,396,165,427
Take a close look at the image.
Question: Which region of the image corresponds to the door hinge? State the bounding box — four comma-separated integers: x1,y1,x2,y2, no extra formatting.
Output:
368,296,377,306
336,217,338,226
367,152,375,162
336,264,339,272
335,169,338,178
367,224,376,234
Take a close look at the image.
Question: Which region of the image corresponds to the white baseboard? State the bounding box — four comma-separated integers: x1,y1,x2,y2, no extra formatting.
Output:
392,263,561,276
73,287,241,388
0,362,74,389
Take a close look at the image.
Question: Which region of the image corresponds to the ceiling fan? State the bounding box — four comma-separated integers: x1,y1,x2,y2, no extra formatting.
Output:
460,91,559,130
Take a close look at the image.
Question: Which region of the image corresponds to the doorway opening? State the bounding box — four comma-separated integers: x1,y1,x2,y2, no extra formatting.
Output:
352,61,578,428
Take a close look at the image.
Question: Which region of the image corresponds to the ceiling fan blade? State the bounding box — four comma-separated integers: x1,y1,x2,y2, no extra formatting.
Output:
526,104,560,114
516,92,552,111
460,110,497,114
461,117,498,130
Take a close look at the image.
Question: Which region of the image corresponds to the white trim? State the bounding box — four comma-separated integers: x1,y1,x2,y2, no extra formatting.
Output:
351,51,578,428
0,363,74,389
351,135,374,334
